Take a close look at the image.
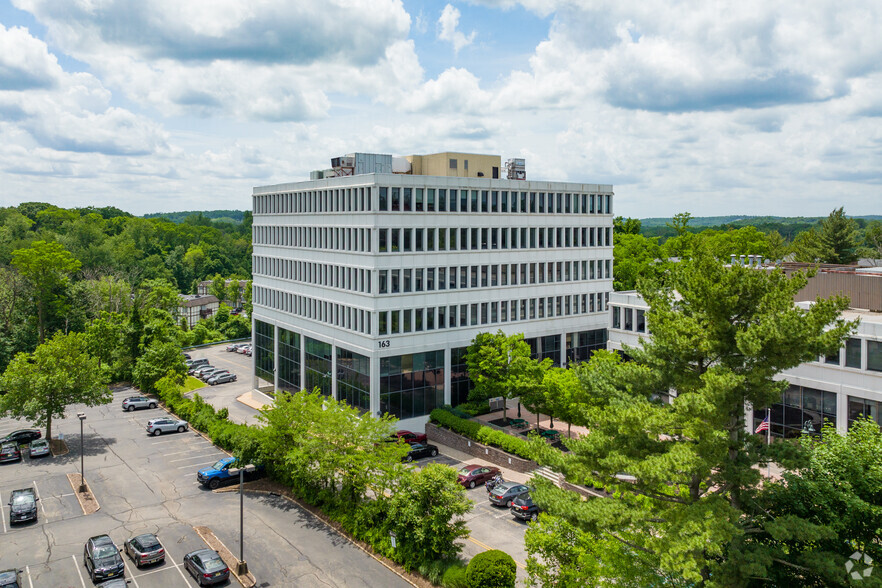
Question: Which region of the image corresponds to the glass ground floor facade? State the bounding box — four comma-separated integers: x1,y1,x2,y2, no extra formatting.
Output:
252,319,608,421
753,384,838,438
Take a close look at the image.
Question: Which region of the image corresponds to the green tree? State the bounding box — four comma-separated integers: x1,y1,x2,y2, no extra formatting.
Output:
734,419,882,587
861,220,882,263
613,232,665,291
226,279,242,307
542,367,582,437
243,280,253,316
209,274,227,301
386,463,472,570
614,216,642,235
818,207,859,264
465,549,517,588
789,228,828,262
527,245,855,586
84,311,128,375
0,331,110,440
11,240,82,343
132,339,186,394
465,331,535,422
667,212,693,236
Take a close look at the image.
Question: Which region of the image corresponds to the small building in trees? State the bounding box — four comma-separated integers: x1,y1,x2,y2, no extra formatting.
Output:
177,294,219,329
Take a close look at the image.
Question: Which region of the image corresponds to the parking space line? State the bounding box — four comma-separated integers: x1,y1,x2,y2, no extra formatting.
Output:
164,550,194,586
122,557,141,588
71,554,87,588
0,491,6,533
177,461,218,470
25,565,33,588
148,438,211,445
32,481,47,517
168,453,224,463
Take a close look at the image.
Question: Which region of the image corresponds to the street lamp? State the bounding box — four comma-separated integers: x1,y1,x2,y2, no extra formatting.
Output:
77,413,87,492
237,463,257,575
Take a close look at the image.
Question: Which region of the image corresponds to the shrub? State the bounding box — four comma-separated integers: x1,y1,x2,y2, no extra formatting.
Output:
465,550,516,587
455,401,492,416
441,561,469,588
430,408,534,461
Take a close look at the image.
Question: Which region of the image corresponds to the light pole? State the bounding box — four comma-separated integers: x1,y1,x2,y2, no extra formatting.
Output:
238,463,256,575
77,413,87,492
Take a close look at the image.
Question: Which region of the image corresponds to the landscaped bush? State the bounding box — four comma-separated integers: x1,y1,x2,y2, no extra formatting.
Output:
454,401,492,416
431,408,535,461
441,561,469,587
465,550,516,588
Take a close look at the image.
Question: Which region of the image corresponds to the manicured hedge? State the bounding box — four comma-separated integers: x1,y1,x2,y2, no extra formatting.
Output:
465,549,516,587
430,408,535,461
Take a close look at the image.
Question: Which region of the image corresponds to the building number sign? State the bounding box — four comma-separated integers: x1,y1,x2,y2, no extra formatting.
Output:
378,340,391,348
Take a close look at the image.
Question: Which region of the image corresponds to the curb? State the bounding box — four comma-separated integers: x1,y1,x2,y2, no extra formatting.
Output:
193,526,256,588
66,473,100,515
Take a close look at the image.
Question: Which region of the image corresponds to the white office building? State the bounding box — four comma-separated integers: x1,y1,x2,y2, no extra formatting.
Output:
250,152,614,430
607,265,882,437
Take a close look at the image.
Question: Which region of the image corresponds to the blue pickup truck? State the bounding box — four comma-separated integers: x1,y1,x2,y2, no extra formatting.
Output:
197,457,263,489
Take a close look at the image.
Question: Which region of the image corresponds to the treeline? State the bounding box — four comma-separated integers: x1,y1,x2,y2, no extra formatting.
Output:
638,213,882,241
142,210,248,224
614,208,882,291
0,202,253,373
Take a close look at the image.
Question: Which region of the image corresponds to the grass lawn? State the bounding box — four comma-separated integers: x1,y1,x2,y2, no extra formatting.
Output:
182,376,206,393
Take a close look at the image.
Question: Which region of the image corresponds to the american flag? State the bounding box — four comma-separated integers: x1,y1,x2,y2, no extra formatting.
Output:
755,414,770,434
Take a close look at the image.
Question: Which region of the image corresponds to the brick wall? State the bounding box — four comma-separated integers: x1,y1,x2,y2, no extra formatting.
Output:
426,423,538,473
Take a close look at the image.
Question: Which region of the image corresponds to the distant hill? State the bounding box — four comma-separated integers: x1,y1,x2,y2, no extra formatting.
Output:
142,210,247,223
638,215,882,241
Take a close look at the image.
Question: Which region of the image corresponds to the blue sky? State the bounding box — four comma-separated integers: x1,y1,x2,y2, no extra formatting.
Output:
0,0,880,218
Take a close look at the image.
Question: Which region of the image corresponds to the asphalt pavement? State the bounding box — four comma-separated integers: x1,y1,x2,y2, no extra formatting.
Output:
0,386,410,588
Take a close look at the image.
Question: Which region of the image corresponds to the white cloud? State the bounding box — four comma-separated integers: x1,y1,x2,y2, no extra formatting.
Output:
0,25,168,156
12,0,416,122
437,4,476,53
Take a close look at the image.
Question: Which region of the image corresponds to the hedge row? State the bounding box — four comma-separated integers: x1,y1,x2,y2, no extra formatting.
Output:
430,407,535,461
153,377,476,587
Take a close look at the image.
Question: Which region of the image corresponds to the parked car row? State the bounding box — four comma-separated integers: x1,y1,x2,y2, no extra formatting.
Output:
185,358,238,386
0,430,49,463
82,532,229,586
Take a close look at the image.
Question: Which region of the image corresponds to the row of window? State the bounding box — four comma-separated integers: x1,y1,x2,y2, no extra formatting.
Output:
819,337,882,372
377,225,611,253
611,306,647,333
378,260,611,294
753,384,837,439
253,186,613,216
377,293,608,336
253,286,371,335
253,257,372,294
255,187,372,214
253,225,373,252
377,187,612,215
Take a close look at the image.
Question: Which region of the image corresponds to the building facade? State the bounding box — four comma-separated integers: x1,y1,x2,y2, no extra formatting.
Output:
178,294,220,329
607,272,882,437
251,162,614,430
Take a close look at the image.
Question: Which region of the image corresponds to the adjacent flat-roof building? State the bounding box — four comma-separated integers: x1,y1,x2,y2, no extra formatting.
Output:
251,152,614,430
607,264,882,437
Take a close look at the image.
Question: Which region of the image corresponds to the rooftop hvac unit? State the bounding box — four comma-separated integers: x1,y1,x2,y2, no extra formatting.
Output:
505,158,526,180
330,156,355,176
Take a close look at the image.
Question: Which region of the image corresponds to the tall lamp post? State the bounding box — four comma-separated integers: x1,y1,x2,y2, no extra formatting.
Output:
77,412,87,492
237,463,256,575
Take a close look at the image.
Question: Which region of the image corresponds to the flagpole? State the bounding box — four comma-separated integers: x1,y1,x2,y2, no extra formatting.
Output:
766,408,771,479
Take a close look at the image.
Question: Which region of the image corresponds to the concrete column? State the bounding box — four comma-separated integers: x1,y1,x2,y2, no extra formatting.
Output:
331,344,338,401
273,324,280,393
299,334,306,391
251,315,258,391
444,346,452,406
836,391,849,434
371,353,381,418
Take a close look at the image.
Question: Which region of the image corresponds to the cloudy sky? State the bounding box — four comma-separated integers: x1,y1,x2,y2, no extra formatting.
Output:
1,0,880,218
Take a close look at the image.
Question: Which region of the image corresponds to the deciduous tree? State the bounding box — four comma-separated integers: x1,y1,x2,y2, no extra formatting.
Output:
0,331,110,440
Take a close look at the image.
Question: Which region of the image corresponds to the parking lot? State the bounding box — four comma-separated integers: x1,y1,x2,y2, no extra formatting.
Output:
185,345,261,425
0,387,409,587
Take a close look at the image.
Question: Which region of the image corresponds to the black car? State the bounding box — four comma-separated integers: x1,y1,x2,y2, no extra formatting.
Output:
0,443,21,463
403,443,439,462
0,569,22,588
83,535,125,582
124,533,165,568
510,494,540,522
183,549,230,586
8,488,38,524
1,430,41,446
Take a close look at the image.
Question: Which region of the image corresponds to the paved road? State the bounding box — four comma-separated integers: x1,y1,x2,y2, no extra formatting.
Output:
0,387,410,588
184,345,260,425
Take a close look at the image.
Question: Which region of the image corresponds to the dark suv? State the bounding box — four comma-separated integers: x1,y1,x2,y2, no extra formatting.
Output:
8,488,38,524
83,535,125,582
510,494,540,522
0,443,21,463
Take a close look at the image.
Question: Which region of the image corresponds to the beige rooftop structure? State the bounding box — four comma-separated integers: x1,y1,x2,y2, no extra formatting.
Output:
405,152,503,179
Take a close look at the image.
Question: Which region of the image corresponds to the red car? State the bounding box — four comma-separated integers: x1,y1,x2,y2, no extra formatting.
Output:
394,430,428,445
457,464,501,489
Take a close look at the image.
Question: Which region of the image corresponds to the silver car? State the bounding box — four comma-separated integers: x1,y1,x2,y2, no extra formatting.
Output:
207,372,237,385
197,367,227,381
146,418,188,436
121,396,157,411
28,439,50,458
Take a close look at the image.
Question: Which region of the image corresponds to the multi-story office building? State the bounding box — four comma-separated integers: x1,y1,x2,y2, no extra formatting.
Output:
250,152,614,430
607,264,882,437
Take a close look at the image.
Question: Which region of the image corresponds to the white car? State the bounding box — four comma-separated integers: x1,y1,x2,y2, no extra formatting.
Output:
146,418,188,436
